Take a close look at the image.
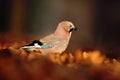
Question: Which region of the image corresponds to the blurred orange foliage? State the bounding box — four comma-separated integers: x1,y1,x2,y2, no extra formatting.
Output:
0,34,120,80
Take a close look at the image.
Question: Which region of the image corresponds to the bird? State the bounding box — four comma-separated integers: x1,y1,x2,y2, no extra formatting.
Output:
20,21,77,55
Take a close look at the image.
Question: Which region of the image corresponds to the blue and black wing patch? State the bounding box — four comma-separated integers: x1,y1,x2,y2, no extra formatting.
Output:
20,40,52,49
24,40,43,46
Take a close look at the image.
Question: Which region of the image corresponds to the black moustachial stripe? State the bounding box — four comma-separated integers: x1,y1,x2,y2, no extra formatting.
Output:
69,27,78,33
69,28,74,32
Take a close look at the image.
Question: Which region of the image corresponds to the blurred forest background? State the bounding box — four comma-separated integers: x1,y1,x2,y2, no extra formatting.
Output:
0,0,120,55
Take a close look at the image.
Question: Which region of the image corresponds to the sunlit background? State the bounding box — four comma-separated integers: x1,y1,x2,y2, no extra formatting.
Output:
0,0,120,57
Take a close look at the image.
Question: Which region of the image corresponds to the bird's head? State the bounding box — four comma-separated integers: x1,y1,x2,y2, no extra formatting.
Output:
54,21,77,39
58,21,77,33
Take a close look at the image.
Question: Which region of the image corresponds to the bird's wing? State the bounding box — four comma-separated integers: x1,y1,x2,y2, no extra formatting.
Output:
40,34,69,53
23,40,43,46
40,34,62,47
21,40,52,50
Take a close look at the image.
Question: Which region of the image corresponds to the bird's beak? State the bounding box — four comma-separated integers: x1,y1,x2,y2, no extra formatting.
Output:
69,27,78,32
73,27,78,31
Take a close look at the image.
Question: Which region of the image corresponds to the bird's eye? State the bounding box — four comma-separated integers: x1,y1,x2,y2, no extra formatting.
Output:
69,25,72,28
